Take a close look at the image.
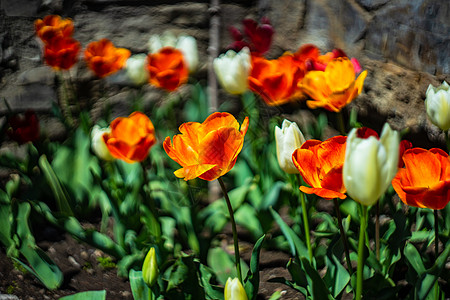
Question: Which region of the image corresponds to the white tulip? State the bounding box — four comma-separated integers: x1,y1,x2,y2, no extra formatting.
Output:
213,47,251,95
91,125,114,161
125,54,148,86
224,278,248,300
343,123,400,206
148,32,177,53
148,32,199,73
176,35,199,73
274,119,306,174
425,81,450,131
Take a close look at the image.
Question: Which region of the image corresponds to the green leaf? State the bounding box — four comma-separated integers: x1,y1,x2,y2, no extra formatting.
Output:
300,257,333,300
207,247,248,285
244,235,265,300
129,270,151,300
323,237,350,297
270,207,308,258
259,181,285,211
235,204,264,239
16,202,63,290
198,263,224,300
38,155,73,216
0,189,14,251
286,259,308,296
404,243,426,276
59,290,107,300
417,240,450,299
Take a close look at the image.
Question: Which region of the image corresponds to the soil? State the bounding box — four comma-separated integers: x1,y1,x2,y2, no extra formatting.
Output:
0,224,301,300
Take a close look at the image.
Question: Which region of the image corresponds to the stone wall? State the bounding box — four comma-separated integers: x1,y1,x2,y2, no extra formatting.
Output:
0,0,449,147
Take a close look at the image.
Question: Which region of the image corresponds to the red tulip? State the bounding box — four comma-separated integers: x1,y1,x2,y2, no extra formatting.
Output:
7,110,40,144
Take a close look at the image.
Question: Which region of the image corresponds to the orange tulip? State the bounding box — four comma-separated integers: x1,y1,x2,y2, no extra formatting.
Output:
84,39,131,78
147,47,189,91
299,57,367,112
164,112,249,181
292,136,347,199
35,15,74,44
248,54,303,106
103,112,156,163
392,148,450,210
43,36,81,70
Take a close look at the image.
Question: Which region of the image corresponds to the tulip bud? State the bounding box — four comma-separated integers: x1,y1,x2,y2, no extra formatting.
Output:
224,278,248,300
91,125,114,161
125,54,149,86
425,81,450,131
213,47,251,95
274,119,306,174
176,35,199,73
343,123,400,206
142,247,158,287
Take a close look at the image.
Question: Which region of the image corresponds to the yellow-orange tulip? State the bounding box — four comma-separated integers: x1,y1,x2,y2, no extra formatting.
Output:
35,15,74,44
164,112,249,181
147,47,189,91
103,112,156,163
84,39,131,78
299,57,367,112
248,54,303,106
392,148,450,210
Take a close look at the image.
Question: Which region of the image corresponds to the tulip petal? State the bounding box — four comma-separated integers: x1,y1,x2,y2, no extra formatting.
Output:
174,164,217,181
300,186,346,200
403,148,441,187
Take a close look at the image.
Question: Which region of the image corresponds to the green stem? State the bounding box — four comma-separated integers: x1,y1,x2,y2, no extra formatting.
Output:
59,71,74,127
333,198,353,275
445,131,450,153
218,177,242,283
356,205,368,300
376,200,380,261
434,209,439,300
297,175,313,262
337,111,346,135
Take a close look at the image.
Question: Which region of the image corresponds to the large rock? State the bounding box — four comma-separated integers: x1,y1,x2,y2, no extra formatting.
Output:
365,0,450,74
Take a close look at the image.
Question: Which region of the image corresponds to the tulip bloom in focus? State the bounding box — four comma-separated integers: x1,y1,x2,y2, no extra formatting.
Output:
249,54,303,106
299,57,367,112
43,36,81,70
147,47,189,91
275,119,306,174
214,47,251,95
224,278,248,300
392,148,450,210
35,15,74,44
91,125,115,161
103,112,156,163
84,39,131,78
292,136,347,199
164,112,249,181
343,124,400,206
425,81,450,131
7,110,40,144
228,18,274,56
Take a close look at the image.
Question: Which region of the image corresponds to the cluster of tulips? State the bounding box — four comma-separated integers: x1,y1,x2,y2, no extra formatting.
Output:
2,14,449,300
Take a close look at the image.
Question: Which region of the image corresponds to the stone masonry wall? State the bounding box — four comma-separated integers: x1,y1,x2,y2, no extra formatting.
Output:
0,0,449,148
